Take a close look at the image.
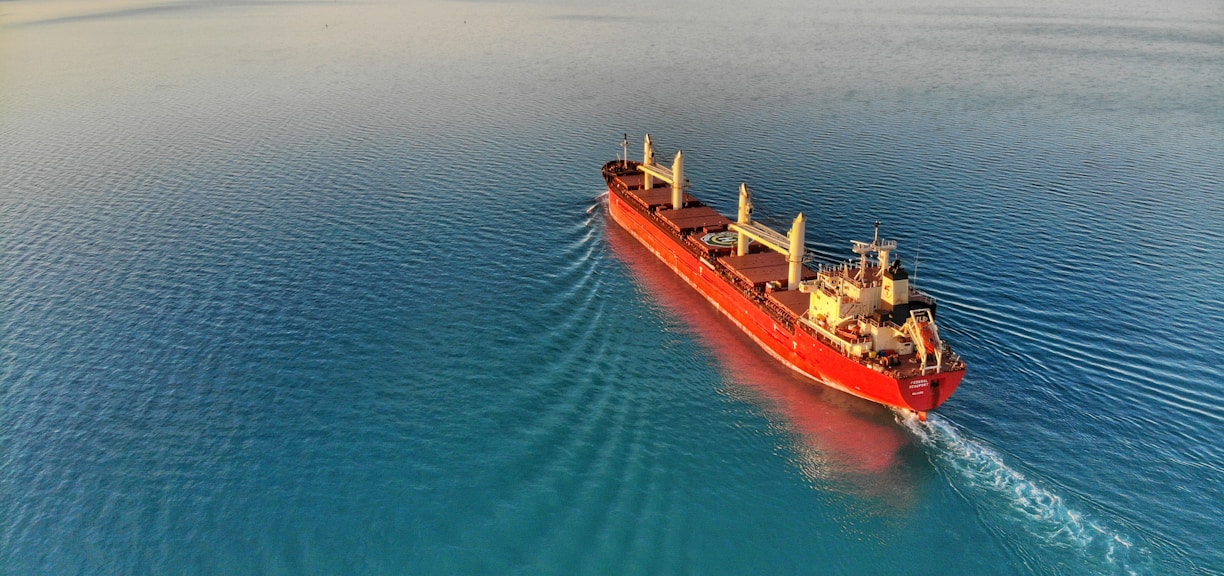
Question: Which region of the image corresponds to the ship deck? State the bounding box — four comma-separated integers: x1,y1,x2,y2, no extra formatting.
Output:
607,173,815,319
721,252,817,288
658,206,731,234
766,289,809,317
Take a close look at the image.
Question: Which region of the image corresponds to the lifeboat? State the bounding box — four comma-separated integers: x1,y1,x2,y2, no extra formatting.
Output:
917,320,937,354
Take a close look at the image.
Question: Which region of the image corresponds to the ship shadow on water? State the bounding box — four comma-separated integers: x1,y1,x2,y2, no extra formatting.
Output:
601,207,931,509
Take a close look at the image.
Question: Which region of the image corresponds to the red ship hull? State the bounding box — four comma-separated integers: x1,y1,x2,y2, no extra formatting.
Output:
605,168,964,414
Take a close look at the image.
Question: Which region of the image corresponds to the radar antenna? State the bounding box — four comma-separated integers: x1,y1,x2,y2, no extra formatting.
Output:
851,221,898,280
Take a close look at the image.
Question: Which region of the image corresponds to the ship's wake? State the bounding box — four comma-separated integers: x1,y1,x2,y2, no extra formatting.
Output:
897,412,1152,574
586,191,608,217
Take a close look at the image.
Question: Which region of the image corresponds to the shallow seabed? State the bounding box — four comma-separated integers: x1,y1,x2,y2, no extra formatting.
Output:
2,0,1221,574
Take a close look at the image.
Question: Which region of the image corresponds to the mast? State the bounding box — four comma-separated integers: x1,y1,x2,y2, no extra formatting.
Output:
787,212,806,290
736,183,753,256
670,151,685,210
851,222,897,281
643,134,655,189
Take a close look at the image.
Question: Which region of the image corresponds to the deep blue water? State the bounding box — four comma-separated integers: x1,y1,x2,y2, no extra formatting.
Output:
2,0,1222,574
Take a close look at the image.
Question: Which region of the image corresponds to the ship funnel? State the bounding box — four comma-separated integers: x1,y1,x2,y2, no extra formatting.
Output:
787,212,806,290
671,150,685,210
643,134,656,188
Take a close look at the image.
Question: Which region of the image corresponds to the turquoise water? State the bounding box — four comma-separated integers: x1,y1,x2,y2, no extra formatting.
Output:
2,0,1221,573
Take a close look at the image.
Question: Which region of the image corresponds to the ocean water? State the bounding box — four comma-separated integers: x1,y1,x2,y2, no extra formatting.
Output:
2,0,1221,574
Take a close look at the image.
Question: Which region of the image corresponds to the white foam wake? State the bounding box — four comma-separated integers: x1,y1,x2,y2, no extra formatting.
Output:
587,191,608,217
897,412,1149,574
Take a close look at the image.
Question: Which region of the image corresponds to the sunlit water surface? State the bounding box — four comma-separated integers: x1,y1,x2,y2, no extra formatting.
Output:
2,0,1221,574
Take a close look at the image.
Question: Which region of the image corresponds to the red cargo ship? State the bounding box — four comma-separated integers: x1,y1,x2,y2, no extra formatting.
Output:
603,135,966,419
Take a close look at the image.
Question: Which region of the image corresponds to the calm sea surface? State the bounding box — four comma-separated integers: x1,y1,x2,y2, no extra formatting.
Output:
2,0,1222,574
